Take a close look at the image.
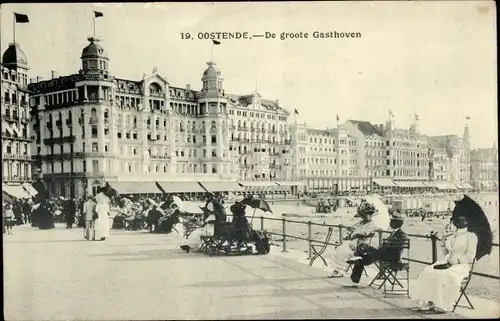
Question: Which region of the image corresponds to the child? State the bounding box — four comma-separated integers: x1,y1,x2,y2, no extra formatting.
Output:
4,203,15,235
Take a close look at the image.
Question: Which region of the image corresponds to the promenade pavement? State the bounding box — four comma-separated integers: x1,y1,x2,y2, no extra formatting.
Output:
3,224,498,320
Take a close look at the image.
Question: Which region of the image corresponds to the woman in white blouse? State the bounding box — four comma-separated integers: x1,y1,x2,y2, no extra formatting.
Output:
412,215,478,313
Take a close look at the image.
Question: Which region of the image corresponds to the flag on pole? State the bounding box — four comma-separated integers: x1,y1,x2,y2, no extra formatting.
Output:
466,116,470,120
294,109,299,115
389,110,394,117
94,11,104,18
337,114,340,122
213,40,221,45
415,114,420,121
14,13,29,23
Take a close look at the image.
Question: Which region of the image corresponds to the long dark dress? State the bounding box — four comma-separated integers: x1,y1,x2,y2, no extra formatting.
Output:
37,201,55,230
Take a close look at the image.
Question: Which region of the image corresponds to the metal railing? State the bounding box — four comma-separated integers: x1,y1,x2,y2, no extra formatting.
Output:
249,215,499,280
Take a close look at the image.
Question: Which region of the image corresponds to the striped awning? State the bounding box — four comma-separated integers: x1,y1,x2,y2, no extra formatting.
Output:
275,181,306,187
22,183,39,197
199,181,244,192
394,181,426,188
435,181,457,190
156,181,205,193
372,178,396,187
461,183,474,189
111,181,161,194
238,181,279,188
3,185,31,199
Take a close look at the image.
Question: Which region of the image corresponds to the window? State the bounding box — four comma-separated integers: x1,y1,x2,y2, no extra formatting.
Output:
211,135,217,144
91,126,98,138
92,160,99,172
92,143,98,152
133,148,137,155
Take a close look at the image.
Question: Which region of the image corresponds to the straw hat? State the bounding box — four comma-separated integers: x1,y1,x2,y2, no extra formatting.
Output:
390,212,405,221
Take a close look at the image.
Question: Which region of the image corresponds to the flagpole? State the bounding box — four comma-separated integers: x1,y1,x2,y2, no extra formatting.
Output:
211,43,215,62
13,13,16,44
93,15,96,38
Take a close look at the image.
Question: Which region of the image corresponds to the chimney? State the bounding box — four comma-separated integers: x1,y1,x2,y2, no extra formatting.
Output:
186,84,191,90
51,71,58,79
36,76,43,82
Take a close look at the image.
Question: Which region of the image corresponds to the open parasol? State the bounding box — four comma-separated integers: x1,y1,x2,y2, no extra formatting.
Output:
31,180,50,205
362,195,390,230
452,194,493,260
241,195,272,224
201,198,227,222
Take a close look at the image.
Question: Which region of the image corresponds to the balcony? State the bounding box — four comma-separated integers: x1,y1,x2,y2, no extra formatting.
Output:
43,135,76,145
2,153,33,161
150,155,171,160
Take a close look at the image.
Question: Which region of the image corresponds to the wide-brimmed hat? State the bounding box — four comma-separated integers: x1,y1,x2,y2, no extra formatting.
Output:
354,203,376,218
390,212,405,221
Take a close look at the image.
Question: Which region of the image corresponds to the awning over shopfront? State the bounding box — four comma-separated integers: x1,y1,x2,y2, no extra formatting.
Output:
434,181,457,190
199,181,244,193
480,181,492,188
3,185,31,199
111,181,161,194
422,181,436,188
275,181,305,187
372,178,396,187
238,181,279,188
461,183,474,189
156,181,205,193
394,181,426,188
22,183,39,197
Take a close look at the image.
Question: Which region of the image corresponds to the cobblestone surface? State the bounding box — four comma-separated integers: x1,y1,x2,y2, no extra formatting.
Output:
2,224,485,320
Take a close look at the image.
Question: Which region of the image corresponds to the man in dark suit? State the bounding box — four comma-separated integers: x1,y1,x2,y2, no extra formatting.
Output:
348,212,407,284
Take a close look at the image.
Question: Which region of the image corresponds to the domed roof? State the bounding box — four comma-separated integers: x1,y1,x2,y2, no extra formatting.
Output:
2,43,28,66
81,37,108,60
202,61,222,80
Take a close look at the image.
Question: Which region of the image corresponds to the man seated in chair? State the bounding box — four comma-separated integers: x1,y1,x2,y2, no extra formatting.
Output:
411,215,477,313
328,202,378,278
347,212,407,284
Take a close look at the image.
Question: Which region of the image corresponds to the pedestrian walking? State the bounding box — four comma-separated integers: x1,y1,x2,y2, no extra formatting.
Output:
64,198,77,229
83,196,96,240
4,203,15,235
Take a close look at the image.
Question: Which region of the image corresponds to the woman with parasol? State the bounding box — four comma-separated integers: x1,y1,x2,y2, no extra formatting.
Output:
412,195,492,313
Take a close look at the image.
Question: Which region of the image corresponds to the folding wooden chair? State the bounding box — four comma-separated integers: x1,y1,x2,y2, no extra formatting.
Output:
344,235,375,277
309,227,333,267
452,258,476,312
369,238,410,298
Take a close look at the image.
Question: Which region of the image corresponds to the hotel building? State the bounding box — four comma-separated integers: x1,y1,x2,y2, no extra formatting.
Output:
28,37,293,197
290,122,369,193
470,145,498,190
1,42,34,199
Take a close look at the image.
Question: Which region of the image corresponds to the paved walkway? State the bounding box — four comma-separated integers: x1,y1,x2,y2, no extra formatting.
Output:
3,225,498,320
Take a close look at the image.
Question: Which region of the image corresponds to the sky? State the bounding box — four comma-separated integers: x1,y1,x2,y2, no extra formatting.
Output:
1,1,497,149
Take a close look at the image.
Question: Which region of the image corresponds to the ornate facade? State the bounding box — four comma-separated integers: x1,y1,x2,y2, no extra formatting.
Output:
470,145,498,190
1,43,33,185
28,37,292,197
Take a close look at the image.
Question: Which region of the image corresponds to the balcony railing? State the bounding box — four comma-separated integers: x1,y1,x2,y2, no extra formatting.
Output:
2,153,33,161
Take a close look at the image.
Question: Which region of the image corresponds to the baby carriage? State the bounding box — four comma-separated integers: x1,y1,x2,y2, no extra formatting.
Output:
202,199,271,256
